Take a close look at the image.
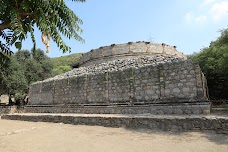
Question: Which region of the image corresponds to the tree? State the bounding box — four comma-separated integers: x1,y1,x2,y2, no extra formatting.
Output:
191,28,228,100
0,48,53,104
0,48,53,95
14,49,30,62
31,49,48,63
0,56,28,95
15,49,53,85
0,0,85,64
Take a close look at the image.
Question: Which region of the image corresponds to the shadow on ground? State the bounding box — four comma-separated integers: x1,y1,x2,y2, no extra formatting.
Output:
124,127,228,145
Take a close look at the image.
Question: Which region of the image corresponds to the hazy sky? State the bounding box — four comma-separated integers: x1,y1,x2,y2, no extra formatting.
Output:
13,0,228,57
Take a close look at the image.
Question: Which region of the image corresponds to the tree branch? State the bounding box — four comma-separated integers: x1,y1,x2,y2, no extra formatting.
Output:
0,12,34,31
0,20,11,31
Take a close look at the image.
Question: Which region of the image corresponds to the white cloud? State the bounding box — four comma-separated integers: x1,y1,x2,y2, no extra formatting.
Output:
209,1,228,21
185,0,228,24
195,15,208,24
201,0,216,6
184,12,207,24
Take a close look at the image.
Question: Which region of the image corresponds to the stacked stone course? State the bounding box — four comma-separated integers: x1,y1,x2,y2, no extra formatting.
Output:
3,114,227,133
0,106,17,115
79,42,187,67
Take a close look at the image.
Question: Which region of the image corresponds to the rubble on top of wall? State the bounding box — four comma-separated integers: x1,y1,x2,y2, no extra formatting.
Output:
37,55,187,84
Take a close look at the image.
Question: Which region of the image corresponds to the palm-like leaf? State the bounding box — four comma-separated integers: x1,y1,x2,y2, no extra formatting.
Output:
0,0,85,65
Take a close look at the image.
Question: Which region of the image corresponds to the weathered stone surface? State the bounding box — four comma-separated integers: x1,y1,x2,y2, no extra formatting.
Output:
112,44,129,55
80,42,187,67
130,42,147,53
100,46,112,57
24,102,211,115
147,43,163,54
0,106,17,115
28,42,209,115
29,58,209,109
2,113,228,133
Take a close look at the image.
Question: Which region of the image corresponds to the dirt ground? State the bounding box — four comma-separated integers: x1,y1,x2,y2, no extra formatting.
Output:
0,119,227,152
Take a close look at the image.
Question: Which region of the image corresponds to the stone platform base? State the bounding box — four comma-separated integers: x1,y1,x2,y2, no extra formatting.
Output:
2,113,227,133
0,106,17,115
25,102,211,115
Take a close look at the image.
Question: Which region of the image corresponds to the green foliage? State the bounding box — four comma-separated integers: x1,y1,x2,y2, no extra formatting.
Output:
0,48,81,96
15,49,53,84
0,0,85,65
191,29,228,99
0,49,53,96
51,53,82,67
0,31,13,66
50,53,81,76
0,56,28,95
15,49,31,62
31,49,48,63
14,92,26,102
52,65,72,76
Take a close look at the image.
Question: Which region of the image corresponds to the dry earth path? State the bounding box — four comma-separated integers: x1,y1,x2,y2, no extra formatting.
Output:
0,119,227,152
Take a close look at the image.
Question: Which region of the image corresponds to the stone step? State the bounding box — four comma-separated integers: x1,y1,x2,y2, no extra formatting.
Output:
24,102,211,115
0,106,17,115
1,113,228,133
211,108,228,116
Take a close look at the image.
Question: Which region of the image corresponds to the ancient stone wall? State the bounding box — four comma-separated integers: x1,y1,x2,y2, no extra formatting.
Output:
29,60,208,107
25,102,210,114
28,41,210,115
0,106,17,115
79,42,187,67
2,113,227,132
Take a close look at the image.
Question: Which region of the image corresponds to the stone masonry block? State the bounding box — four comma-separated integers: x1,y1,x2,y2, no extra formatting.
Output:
164,45,176,55
147,43,163,54
112,44,130,55
130,42,147,53
100,46,112,57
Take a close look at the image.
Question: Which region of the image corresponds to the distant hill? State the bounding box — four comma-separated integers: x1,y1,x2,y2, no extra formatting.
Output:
50,53,82,76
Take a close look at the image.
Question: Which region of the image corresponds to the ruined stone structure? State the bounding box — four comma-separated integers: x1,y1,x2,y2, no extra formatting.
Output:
79,42,187,67
27,42,210,115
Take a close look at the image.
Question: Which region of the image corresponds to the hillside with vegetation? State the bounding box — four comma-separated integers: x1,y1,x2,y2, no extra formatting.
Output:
50,53,82,75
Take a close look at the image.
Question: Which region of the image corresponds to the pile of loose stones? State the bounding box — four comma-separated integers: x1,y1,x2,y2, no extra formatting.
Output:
41,55,186,83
